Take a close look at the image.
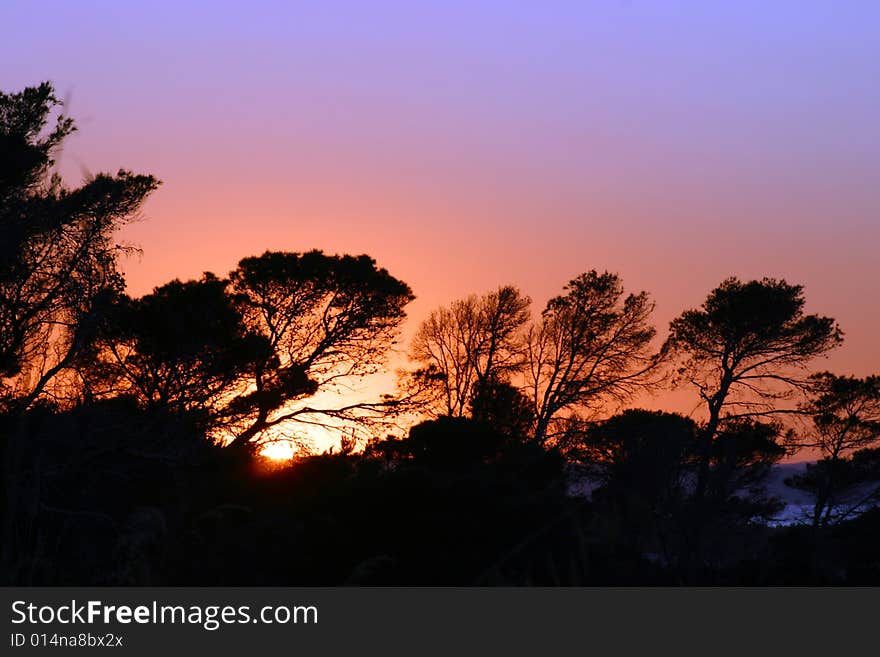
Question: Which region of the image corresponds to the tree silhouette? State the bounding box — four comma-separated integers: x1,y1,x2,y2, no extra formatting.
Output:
0,83,158,413
526,271,657,445
411,286,530,417
787,373,880,527
222,250,414,448
576,410,697,562
468,378,535,440
577,410,697,491
83,274,269,423
708,418,786,500
574,410,784,577
75,250,414,450
666,277,842,500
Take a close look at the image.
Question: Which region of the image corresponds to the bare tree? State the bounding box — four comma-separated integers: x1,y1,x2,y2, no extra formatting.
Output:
526,271,658,445
410,285,531,417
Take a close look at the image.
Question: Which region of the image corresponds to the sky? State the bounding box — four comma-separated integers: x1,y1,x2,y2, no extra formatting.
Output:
2,1,879,430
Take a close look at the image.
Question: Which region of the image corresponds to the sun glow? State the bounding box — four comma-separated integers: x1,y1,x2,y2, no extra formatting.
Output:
260,440,298,461
252,415,366,461
248,375,405,460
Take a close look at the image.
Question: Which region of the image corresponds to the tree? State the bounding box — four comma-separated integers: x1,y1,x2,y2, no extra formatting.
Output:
411,285,531,417
83,274,270,423
79,250,413,450
575,410,784,574
1,82,158,585
800,373,880,461
787,372,880,527
577,410,697,560
0,82,159,413
370,416,510,470
468,378,535,440
666,277,842,500
222,250,414,449
526,271,657,445
577,410,697,493
707,418,786,502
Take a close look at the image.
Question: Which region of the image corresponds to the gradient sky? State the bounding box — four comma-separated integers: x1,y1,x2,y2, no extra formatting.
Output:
3,1,879,422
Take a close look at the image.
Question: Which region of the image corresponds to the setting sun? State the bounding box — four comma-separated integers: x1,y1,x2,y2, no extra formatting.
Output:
259,441,297,462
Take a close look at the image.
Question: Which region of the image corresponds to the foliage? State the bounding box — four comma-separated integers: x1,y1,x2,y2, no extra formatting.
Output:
223,250,414,448
83,274,270,423
0,83,158,412
667,277,842,428
526,271,658,444
786,373,880,527
666,277,842,506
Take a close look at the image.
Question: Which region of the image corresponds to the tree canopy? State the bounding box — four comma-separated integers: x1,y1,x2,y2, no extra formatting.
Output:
0,82,158,413
86,250,414,449
527,271,658,444
667,277,843,428
220,250,414,448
